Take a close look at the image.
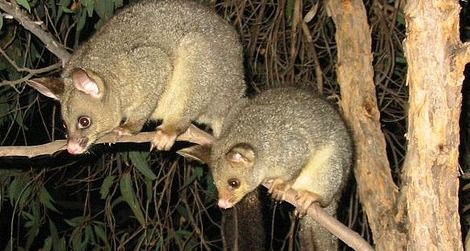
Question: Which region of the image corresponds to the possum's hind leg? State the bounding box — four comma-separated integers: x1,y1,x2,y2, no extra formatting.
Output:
151,33,215,151
151,119,190,151
294,190,322,217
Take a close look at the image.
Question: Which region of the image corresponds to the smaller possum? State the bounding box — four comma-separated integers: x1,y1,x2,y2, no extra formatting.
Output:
181,87,353,250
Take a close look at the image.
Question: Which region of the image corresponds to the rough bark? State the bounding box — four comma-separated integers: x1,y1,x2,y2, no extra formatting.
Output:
326,0,407,250
402,0,465,250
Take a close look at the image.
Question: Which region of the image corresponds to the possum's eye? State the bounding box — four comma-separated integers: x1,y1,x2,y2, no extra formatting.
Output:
227,178,240,189
78,116,91,129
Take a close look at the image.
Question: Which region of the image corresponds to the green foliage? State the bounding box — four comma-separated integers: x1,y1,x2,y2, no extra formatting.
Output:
8,174,33,208
17,0,31,12
39,186,59,213
128,151,157,180
120,171,146,226
285,0,294,22
99,175,115,199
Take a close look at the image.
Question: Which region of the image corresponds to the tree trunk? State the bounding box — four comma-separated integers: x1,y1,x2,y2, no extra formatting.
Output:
326,1,407,250
402,0,465,250
329,0,470,250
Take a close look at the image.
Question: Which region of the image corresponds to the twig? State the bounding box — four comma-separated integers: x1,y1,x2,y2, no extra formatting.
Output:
0,0,71,64
0,124,214,158
0,62,61,86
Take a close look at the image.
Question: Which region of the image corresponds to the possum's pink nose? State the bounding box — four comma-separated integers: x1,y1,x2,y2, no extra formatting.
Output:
67,142,85,155
218,199,234,209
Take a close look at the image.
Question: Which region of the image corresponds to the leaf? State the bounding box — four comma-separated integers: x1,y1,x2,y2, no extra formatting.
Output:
203,174,218,203
65,216,84,227
71,227,83,251
179,166,204,191
84,225,94,245
42,237,53,251
74,9,87,47
57,237,67,251
94,0,114,29
128,151,156,180
145,178,153,200
176,205,188,221
25,202,41,249
0,13,3,30
15,113,27,129
93,224,107,245
56,0,70,21
83,0,95,17
8,175,32,208
114,0,123,9
285,0,294,21
39,186,59,212
16,0,31,12
49,219,62,251
99,175,115,199
120,172,146,226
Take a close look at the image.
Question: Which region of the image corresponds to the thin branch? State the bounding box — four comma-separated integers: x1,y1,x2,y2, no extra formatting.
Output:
0,62,62,86
0,0,71,64
262,180,375,251
0,124,214,158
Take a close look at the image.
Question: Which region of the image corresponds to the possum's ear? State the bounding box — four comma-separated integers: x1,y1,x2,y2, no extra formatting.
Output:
226,143,255,167
27,78,65,100
71,68,105,99
178,144,212,164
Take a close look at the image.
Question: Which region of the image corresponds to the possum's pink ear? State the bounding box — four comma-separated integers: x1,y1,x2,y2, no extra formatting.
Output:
71,68,105,99
226,143,255,167
27,78,65,100
178,144,212,164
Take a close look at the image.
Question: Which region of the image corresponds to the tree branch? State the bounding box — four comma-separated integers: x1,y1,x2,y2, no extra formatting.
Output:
262,180,374,251
0,123,373,250
0,124,214,158
0,0,71,64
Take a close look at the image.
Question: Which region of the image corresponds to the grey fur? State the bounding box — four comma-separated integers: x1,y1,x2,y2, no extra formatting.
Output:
30,0,245,153
209,87,353,250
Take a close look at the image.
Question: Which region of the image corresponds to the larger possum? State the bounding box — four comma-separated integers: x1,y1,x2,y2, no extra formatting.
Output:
29,0,245,155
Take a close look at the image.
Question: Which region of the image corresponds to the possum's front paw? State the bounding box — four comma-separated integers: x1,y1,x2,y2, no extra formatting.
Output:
151,129,178,151
114,118,145,136
294,190,321,217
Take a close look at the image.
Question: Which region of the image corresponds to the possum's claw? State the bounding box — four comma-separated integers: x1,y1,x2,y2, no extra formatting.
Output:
113,127,135,136
294,190,321,217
